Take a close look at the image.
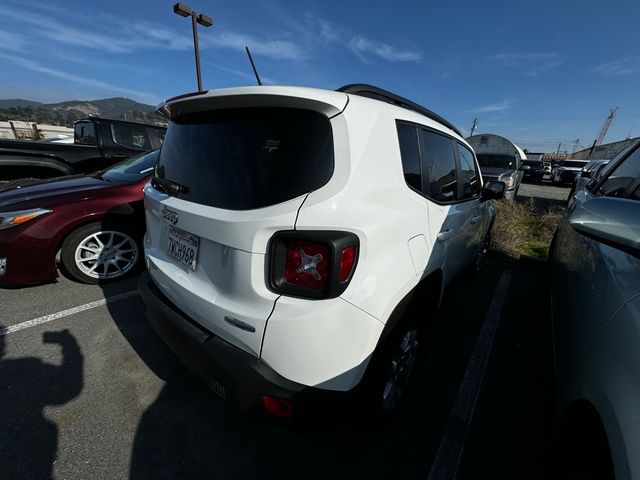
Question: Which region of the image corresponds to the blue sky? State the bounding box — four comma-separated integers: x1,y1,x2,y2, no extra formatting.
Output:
1,0,639,152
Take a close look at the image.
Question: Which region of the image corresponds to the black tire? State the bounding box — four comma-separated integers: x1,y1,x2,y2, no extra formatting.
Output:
356,316,421,423
60,222,141,284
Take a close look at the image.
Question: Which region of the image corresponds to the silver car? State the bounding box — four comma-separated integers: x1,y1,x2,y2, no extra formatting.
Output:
550,140,640,479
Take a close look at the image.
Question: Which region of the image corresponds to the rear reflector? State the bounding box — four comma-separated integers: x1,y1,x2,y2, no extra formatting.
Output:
262,395,294,417
339,246,356,283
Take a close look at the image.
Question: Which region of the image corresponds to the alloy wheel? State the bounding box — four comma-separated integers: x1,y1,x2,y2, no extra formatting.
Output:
382,329,419,413
74,230,138,280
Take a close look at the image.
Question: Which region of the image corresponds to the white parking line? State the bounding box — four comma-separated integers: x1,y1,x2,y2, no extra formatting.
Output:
0,290,138,336
427,270,512,480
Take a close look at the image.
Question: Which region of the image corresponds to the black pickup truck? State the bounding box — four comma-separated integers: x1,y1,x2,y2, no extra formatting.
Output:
0,117,166,181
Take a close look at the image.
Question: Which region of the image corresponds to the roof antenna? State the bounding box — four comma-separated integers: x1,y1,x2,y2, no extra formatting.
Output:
245,46,262,86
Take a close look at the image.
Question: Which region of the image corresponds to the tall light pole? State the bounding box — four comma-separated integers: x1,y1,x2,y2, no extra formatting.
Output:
173,3,213,92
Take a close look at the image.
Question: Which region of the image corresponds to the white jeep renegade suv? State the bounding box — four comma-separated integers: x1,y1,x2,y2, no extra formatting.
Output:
138,84,504,417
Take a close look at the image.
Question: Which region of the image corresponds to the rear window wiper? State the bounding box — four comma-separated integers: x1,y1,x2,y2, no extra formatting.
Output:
151,176,189,196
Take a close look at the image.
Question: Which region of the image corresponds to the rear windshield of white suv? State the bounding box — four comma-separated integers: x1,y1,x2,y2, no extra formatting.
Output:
154,107,334,210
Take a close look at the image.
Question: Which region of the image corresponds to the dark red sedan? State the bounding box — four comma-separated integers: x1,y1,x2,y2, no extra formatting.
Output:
0,149,158,285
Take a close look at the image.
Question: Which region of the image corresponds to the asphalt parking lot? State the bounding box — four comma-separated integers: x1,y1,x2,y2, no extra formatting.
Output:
518,179,571,204
0,182,569,480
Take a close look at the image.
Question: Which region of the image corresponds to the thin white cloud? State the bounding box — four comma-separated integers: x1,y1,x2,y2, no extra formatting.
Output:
486,52,565,76
0,53,157,103
348,36,422,62
0,28,27,50
205,62,277,85
311,15,421,63
0,5,305,60
592,56,640,76
204,32,307,60
464,99,513,114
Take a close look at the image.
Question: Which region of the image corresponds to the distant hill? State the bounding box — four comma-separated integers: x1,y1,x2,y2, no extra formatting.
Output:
0,99,44,108
0,97,165,126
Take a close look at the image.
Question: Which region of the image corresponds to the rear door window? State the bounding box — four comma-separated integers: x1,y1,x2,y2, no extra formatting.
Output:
456,143,481,199
396,123,422,192
112,124,151,150
74,122,96,145
420,129,458,202
155,108,334,210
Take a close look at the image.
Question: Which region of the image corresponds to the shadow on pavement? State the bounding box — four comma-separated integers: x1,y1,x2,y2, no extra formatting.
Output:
458,256,554,479
0,327,84,479
105,261,504,479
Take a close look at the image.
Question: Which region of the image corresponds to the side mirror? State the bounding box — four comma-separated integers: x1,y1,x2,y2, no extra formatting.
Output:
481,181,506,201
569,197,640,255
519,164,531,171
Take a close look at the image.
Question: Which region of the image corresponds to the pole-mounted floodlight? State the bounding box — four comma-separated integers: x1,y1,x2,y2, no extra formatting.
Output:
172,3,212,92
197,14,213,27
173,3,191,17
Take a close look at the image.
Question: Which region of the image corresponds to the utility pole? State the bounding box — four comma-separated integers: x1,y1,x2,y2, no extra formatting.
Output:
469,118,478,137
556,142,562,154
173,3,213,92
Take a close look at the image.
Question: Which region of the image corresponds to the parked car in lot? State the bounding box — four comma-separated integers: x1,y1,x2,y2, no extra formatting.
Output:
550,139,640,479
543,161,552,175
138,84,504,418
521,159,545,183
467,133,527,201
0,117,165,182
551,159,589,185
571,159,610,197
0,149,158,285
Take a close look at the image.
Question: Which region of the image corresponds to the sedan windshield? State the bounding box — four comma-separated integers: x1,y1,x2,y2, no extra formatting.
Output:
101,149,159,183
476,154,515,169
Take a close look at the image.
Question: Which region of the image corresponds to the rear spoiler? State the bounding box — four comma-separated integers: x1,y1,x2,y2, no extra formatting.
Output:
157,86,349,120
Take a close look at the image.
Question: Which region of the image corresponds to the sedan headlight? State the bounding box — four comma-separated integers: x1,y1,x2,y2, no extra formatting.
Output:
0,208,52,230
503,176,515,188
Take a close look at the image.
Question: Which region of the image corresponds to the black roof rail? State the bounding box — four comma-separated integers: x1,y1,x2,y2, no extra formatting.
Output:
336,84,462,137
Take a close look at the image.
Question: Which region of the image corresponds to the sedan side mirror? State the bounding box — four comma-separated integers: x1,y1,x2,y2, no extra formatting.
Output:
481,181,506,201
569,197,640,255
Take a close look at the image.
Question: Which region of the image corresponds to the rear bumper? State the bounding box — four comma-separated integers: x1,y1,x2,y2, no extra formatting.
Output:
523,171,544,180
504,187,517,201
138,270,306,410
555,171,579,183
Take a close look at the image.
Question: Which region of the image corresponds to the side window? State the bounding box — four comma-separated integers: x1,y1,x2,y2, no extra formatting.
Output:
74,122,96,146
396,123,422,192
457,143,481,199
111,124,150,149
598,146,640,197
421,129,458,202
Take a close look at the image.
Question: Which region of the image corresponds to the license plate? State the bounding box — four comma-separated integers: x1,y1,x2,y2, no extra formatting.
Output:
167,227,199,271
